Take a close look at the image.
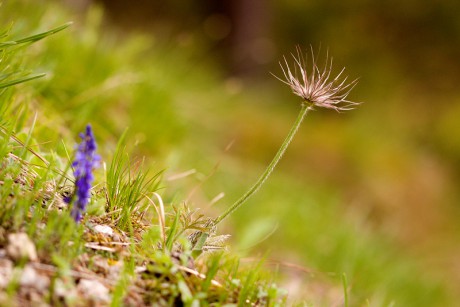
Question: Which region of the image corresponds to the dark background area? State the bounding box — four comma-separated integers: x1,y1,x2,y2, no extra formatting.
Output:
92,0,460,85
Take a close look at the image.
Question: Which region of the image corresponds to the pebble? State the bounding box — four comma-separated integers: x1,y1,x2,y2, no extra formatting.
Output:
6,233,38,262
54,278,78,303
77,278,110,303
0,259,13,288
94,224,114,236
20,264,50,293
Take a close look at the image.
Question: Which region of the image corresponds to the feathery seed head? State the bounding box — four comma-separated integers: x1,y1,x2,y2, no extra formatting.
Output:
275,46,359,111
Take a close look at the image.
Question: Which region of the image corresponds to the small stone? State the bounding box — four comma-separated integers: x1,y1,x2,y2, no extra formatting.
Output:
0,259,13,288
107,260,123,280
54,278,78,303
94,225,114,236
54,279,68,298
111,232,121,242
20,265,50,293
6,233,38,262
91,255,109,275
134,266,146,274
77,279,110,303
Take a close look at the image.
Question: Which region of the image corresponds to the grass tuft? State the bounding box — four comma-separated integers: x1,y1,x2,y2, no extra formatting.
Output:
106,132,162,232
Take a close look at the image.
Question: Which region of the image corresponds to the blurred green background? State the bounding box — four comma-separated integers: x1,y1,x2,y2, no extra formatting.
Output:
4,0,460,305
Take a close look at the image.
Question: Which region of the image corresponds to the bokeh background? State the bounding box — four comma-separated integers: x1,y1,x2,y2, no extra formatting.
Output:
5,0,460,305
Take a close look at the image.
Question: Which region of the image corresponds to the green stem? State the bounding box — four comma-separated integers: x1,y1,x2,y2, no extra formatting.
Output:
214,104,311,225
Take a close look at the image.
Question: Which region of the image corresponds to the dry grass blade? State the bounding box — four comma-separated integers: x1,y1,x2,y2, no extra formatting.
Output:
143,192,166,246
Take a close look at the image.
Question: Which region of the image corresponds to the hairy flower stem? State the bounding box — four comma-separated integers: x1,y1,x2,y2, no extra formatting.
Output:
214,104,311,225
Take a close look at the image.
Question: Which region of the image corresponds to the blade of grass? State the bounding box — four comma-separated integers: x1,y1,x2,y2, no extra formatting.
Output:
342,273,349,307
165,209,180,252
0,22,72,48
202,253,222,291
0,73,45,89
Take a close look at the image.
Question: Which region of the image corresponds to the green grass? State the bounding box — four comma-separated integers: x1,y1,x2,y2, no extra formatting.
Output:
0,8,286,305
0,1,458,306
106,132,162,232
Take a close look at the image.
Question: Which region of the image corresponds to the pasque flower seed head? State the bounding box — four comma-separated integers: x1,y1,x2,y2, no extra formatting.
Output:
213,46,360,228
275,46,359,111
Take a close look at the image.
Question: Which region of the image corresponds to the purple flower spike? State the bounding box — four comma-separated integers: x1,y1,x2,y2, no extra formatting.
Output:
68,124,100,223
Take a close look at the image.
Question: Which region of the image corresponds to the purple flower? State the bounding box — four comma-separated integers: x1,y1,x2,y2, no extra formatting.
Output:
67,124,100,223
